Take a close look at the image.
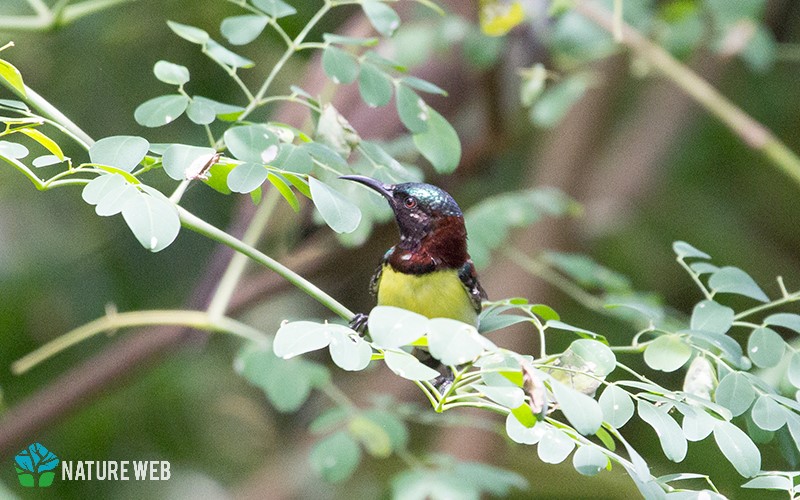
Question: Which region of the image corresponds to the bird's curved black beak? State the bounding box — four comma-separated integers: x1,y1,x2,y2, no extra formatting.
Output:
339,175,394,202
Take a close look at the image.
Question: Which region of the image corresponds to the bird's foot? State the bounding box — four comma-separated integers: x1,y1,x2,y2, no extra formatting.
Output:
349,312,369,334
432,370,455,395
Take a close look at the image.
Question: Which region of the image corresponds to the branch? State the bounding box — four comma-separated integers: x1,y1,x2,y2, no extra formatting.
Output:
574,0,800,187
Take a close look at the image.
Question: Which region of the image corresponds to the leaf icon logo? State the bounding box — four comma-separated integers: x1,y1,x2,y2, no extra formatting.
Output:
14,442,60,488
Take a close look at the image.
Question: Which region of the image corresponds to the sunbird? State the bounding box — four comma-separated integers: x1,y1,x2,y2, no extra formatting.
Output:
340,175,487,330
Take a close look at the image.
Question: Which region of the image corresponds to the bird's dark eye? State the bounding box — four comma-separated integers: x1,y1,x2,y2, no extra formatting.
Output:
403,197,417,208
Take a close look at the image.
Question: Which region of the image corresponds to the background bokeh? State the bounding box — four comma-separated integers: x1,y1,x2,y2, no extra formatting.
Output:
1,0,799,498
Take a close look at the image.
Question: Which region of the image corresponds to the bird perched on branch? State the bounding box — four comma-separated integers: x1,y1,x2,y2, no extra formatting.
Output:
340,175,486,330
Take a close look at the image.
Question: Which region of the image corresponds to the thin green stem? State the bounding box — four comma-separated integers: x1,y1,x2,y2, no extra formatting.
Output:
0,81,94,149
414,380,440,408
576,0,800,188
733,291,800,320
207,188,280,320
178,206,354,320
440,401,509,414
59,0,137,24
12,310,269,375
676,257,713,300
239,1,332,122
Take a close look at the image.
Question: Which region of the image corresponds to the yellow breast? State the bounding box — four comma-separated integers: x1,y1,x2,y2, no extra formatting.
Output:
376,265,478,326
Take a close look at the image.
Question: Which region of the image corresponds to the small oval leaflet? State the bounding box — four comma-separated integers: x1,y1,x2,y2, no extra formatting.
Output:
572,445,609,476
427,318,484,366
715,371,756,417
153,60,190,86
638,400,687,463
308,177,362,234
383,349,439,381
537,426,575,464
713,419,761,478
598,384,634,429
220,15,269,46
368,306,429,349
310,431,361,483
747,327,785,368
89,135,150,172
135,95,189,128
505,414,546,445
690,300,734,334
750,394,787,432
121,187,180,252
273,321,344,359
643,334,691,372
227,162,268,194
328,328,372,371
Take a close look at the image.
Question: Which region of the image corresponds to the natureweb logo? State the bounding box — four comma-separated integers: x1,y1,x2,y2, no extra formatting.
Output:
14,443,60,488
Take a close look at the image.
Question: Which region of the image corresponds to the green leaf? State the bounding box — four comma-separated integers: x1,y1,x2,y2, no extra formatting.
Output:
764,313,800,333
367,305,429,349
473,384,525,408
303,141,349,169
349,415,392,457
401,76,447,96
308,177,362,233
82,173,137,217
0,58,26,97
223,124,279,163
267,173,300,212
599,384,634,429
537,426,575,464
572,445,609,476
638,400,687,462
396,84,429,133
186,99,217,125
0,140,28,159
427,318,485,365
569,339,616,376
191,96,245,122
383,349,440,381
713,420,761,478
134,94,189,127
644,334,692,372
506,412,544,443
543,252,631,293
89,135,149,172
747,327,785,368
550,379,603,435
153,60,190,85
715,372,755,417
751,395,787,432
19,128,64,160
362,1,401,36
310,407,348,434
358,63,393,107
121,187,180,252
204,162,235,194
310,431,361,483
530,73,590,128
453,462,528,497
742,475,793,492
252,0,297,18
690,300,734,334
221,15,269,45
681,407,716,442
273,143,314,174
673,241,711,259
708,266,769,302
691,262,719,275
32,155,66,168
323,33,379,46
685,329,747,368
227,162,268,194
167,21,210,44
328,327,372,371
235,342,328,412
206,40,254,68
273,321,345,359
412,108,461,173
322,46,360,85
162,144,216,181
284,172,312,198
741,25,777,73
788,351,800,388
